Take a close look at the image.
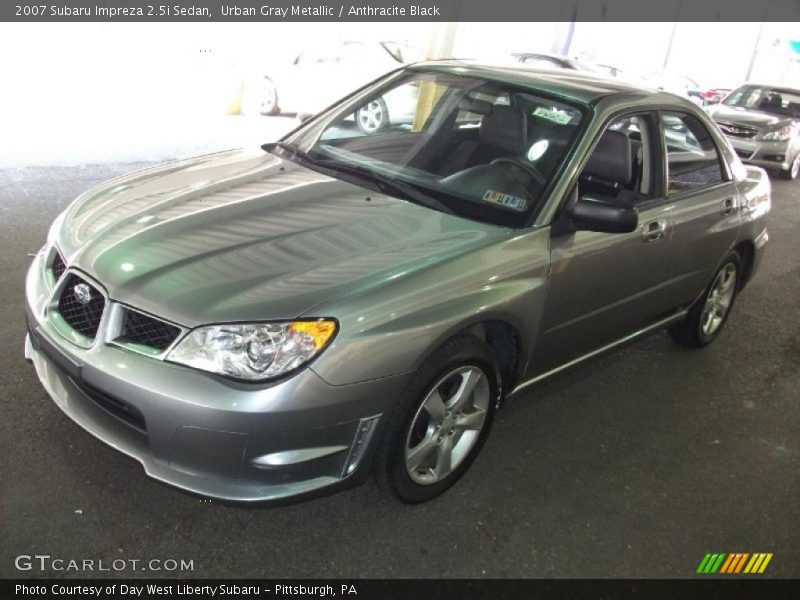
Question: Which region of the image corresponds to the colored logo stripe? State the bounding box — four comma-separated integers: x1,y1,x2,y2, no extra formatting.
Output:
697,553,726,573
697,553,773,574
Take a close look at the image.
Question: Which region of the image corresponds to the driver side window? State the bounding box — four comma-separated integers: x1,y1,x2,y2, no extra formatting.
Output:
578,113,655,203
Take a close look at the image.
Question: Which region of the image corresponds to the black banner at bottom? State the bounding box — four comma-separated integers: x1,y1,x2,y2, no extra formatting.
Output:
4,579,800,600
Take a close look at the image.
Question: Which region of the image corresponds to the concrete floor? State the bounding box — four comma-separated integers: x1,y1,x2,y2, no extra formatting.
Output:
0,162,798,578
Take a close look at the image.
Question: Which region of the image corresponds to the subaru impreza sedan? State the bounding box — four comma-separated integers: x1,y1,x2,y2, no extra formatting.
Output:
25,63,771,504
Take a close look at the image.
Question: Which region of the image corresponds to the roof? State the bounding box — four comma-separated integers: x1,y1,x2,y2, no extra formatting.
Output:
737,83,800,94
407,60,660,105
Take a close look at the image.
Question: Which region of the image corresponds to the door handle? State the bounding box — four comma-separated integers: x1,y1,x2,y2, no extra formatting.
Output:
642,219,668,243
721,197,736,217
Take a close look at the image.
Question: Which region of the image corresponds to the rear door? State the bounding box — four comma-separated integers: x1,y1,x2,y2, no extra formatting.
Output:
657,111,742,306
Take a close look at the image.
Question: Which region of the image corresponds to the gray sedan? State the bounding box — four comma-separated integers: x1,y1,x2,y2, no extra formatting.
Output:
707,84,800,179
25,63,771,504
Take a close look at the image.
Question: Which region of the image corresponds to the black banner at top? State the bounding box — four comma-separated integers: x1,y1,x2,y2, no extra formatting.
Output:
3,0,800,22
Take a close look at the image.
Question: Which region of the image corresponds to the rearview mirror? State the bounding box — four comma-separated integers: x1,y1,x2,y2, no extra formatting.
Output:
570,194,638,234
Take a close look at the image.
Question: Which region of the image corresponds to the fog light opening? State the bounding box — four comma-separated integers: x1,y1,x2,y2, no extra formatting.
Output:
343,415,381,476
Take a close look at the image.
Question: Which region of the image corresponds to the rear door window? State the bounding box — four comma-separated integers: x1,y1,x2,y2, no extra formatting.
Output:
661,112,726,195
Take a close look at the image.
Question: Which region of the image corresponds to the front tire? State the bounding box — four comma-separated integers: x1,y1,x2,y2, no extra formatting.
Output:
670,252,741,348
779,153,800,180
374,335,501,503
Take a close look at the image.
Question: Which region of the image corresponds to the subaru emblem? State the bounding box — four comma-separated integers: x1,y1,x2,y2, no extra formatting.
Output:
73,283,92,305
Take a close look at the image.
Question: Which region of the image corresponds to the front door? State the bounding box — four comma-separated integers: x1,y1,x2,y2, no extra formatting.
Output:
534,113,676,373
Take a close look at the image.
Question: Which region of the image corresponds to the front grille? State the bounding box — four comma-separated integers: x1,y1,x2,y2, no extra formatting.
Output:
73,378,147,432
716,121,758,139
57,275,105,339
734,147,754,160
52,251,66,281
118,308,181,351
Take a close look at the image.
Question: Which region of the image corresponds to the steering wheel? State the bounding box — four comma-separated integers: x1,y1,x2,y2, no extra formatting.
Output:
490,157,546,186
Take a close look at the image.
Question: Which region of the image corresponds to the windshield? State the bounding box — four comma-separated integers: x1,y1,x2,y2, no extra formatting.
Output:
723,85,800,118
274,69,585,228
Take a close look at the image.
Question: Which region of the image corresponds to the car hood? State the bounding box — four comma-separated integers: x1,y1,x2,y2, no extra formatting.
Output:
56,149,505,327
709,104,795,131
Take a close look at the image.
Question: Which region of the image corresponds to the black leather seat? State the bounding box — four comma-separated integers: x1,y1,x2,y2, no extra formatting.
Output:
438,105,528,176
583,130,632,189
578,129,647,202
438,106,537,202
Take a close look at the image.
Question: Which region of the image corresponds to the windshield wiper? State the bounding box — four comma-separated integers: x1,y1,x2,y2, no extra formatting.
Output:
307,158,455,216
264,143,454,215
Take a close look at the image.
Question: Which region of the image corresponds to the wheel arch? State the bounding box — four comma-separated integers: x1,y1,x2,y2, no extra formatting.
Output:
733,240,756,290
411,316,526,402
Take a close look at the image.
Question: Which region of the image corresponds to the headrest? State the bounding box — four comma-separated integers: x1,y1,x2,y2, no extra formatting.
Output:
479,105,528,154
583,130,632,186
458,95,493,115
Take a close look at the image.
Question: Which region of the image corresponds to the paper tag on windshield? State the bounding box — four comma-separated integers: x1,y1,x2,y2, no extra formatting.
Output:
533,107,573,125
483,190,528,211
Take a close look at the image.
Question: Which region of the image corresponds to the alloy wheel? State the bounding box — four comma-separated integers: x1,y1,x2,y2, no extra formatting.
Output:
701,263,737,336
357,100,385,132
404,366,491,485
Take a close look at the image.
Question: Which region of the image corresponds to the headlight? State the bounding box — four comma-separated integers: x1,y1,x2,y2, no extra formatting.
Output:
761,126,794,141
167,320,337,381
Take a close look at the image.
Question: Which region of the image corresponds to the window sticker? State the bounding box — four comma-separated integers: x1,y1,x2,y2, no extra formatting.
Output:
482,190,528,211
533,106,573,125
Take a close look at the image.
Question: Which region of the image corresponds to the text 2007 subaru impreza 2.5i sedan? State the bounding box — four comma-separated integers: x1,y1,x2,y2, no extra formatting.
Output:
25,62,771,504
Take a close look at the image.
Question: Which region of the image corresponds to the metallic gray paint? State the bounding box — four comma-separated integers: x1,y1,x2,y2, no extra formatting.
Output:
708,103,800,172
25,64,771,502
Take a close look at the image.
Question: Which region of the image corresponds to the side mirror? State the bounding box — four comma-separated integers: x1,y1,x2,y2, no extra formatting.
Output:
570,194,638,234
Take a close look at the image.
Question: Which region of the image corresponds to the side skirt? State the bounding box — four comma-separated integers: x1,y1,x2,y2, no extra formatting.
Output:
508,309,688,399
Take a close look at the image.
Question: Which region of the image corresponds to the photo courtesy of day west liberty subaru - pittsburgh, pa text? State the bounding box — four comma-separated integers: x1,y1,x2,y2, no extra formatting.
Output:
41,4,442,18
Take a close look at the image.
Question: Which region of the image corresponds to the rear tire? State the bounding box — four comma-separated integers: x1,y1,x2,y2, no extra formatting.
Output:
374,335,501,503
243,77,279,116
670,252,741,348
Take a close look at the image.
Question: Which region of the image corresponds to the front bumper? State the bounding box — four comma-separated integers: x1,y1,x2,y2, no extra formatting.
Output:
725,136,794,171
24,248,407,502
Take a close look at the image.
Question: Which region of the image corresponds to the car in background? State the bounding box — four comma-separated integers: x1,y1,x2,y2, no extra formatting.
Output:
511,52,604,75
707,84,800,179
698,88,732,105
512,53,648,86
26,62,770,504
594,64,651,86
245,40,424,132
645,71,705,105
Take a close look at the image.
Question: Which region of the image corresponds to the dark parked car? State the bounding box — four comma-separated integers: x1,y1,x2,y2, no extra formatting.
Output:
707,84,800,179
26,63,771,504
